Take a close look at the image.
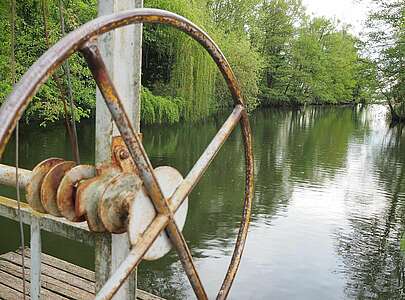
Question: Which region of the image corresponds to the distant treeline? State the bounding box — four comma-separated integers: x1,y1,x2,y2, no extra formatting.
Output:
0,0,400,125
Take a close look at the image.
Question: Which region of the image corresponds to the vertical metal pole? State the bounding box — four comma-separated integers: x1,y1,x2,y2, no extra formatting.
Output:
95,1,143,299
95,233,112,293
30,216,41,300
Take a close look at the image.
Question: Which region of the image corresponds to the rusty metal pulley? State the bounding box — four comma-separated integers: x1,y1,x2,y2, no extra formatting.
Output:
59,164,97,222
23,136,190,245
26,158,64,213
21,135,190,260
0,8,254,300
42,160,75,216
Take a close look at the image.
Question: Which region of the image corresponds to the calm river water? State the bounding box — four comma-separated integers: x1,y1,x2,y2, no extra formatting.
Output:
0,105,404,299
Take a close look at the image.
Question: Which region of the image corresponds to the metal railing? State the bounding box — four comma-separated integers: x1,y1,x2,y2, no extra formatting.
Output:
0,165,94,299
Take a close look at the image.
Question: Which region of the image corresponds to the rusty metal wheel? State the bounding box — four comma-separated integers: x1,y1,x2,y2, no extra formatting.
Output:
0,9,254,300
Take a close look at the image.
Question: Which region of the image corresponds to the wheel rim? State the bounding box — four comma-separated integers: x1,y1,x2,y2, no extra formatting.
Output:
0,9,254,300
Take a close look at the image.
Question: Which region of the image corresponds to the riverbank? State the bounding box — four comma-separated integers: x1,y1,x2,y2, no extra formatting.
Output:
18,101,382,129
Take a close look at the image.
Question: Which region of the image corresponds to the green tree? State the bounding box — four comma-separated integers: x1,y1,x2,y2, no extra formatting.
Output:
0,0,382,125
206,0,259,33
144,0,263,116
290,19,359,103
365,0,405,122
206,0,264,110
252,0,304,105
0,0,97,125
352,55,379,104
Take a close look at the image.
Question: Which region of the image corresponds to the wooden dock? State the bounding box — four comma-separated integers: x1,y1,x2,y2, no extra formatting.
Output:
0,248,163,299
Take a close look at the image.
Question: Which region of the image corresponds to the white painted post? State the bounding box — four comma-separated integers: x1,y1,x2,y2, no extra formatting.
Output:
95,1,143,299
30,216,41,300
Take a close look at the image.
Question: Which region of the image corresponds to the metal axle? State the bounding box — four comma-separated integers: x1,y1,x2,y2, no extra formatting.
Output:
0,163,31,188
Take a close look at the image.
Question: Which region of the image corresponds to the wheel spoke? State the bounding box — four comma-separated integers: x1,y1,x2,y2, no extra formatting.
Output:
170,105,244,213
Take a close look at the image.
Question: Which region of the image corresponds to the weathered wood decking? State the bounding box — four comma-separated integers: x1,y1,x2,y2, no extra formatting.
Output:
0,248,163,300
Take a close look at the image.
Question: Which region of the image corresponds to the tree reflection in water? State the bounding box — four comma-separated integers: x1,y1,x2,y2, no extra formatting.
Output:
2,105,405,299
336,112,405,299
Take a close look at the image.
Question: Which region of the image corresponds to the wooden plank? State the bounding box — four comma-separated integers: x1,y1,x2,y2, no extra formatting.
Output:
2,252,94,293
10,249,164,300
0,270,68,300
17,248,95,282
0,196,94,246
0,259,94,300
136,290,166,300
0,282,26,300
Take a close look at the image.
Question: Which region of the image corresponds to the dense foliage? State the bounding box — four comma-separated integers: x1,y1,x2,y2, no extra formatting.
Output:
0,0,97,125
0,0,385,125
141,87,186,124
363,0,404,122
252,1,378,106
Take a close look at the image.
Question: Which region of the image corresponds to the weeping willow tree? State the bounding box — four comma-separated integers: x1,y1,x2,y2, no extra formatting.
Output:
144,0,225,121
144,0,265,121
170,38,218,120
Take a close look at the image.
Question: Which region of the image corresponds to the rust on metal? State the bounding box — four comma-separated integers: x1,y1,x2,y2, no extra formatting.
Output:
111,136,142,174
0,163,32,189
41,161,75,216
75,177,106,232
26,158,64,213
99,173,142,234
75,167,119,232
56,164,96,222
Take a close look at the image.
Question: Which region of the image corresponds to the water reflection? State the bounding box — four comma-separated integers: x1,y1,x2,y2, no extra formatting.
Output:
0,105,404,299
336,113,405,299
